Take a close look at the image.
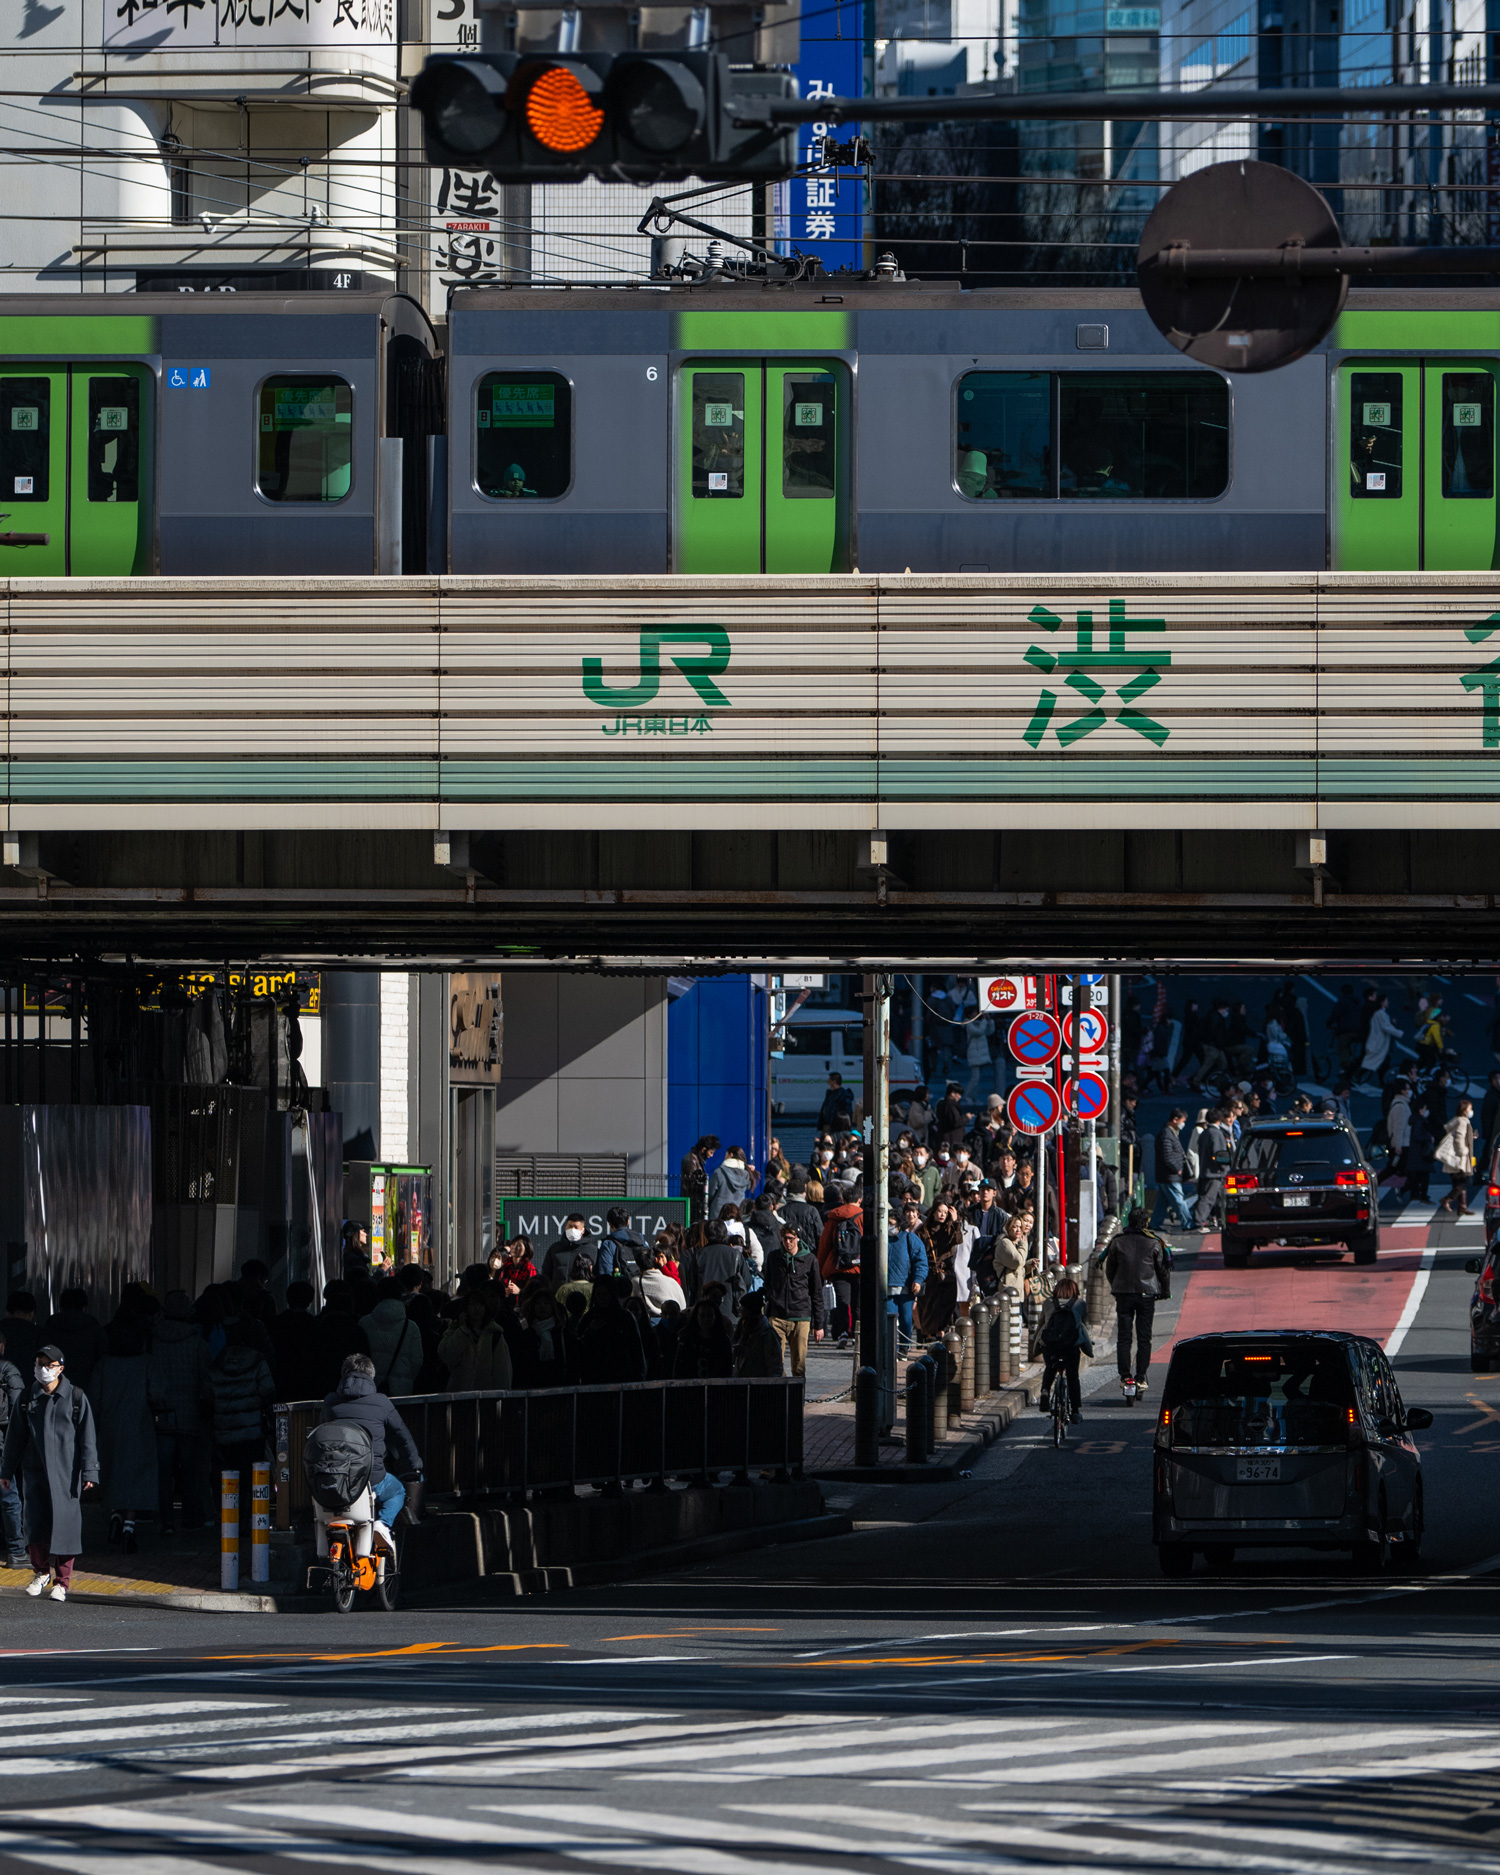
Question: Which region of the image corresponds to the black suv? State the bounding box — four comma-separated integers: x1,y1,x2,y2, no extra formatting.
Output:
1222,1120,1380,1268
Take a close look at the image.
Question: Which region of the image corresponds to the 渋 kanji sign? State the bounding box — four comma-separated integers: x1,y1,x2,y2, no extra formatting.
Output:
1022,599,1171,750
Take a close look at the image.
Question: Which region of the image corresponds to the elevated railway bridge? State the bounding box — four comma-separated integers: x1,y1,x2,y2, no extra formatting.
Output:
0,569,1496,967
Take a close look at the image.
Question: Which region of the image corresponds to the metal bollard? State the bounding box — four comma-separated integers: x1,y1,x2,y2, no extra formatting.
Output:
854,1365,879,1468
915,1352,937,1454
994,1293,1012,1384
944,1324,964,1420
220,1470,239,1593
905,1361,927,1464
1011,1292,1025,1375
960,1316,976,1414
251,1461,271,1585
973,1298,991,1395
928,1339,949,1439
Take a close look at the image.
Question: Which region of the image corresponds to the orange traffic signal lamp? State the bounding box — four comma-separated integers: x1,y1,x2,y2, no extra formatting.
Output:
410,50,797,181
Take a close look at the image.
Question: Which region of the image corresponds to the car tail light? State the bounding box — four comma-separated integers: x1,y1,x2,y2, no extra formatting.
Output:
1348,1407,1363,1451
1481,1262,1496,1307
1488,1184,1500,1206
1226,1173,1258,1194
1336,1169,1370,1186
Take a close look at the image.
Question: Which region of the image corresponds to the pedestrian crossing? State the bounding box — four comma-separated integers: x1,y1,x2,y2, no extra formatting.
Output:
2,1691,1500,1874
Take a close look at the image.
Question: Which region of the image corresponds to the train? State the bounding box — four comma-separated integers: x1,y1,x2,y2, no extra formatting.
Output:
0,280,1487,579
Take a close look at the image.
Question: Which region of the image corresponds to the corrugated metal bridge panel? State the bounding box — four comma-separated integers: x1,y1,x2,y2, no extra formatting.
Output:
3,572,1499,829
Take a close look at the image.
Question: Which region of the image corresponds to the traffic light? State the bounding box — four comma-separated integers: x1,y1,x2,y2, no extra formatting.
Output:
410,51,798,182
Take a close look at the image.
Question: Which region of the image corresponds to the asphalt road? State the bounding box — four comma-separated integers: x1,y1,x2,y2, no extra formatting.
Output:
3,1218,1500,1875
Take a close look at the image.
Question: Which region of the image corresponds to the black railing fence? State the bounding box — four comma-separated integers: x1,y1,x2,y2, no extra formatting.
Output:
274,1377,804,1527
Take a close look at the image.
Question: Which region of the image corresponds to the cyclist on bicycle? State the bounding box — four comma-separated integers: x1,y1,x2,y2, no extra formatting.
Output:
1037,1273,1092,1425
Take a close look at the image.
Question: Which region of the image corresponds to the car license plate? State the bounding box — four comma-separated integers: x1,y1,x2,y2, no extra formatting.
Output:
1237,1456,1281,1482
1283,1193,1312,1208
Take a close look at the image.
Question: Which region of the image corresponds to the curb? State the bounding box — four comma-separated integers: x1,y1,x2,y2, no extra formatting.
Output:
811,1371,1047,1483
0,1511,855,1614
0,1579,284,1613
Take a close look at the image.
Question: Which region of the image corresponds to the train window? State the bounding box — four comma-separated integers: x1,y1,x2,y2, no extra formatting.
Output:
0,378,48,502
86,376,139,505
256,376,352,503
475,371,571,500
1441,372,1493,499
783,372,836,497
955,372,1051,498
1058,373,1228,499
691,373,746,499
1350,371,1403,498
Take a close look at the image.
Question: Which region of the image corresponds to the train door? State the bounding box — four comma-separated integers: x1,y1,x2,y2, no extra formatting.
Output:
0,363,150,577
676,360,849,573
1336,360,1498,569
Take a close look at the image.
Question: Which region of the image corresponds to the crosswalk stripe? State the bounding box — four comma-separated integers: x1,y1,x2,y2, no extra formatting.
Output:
934,1726,1464,1784
167,1710,661,1783
0,1701,274,1734
0,1828,244,1875
622,1720,1263,1784
484,1804,1107,1875
392,1714,875,1780
758,1802,1374,1875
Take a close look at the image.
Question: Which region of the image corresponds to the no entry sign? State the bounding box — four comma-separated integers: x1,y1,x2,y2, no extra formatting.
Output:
1008,1079,1062,1135
1008,1010,1062,1067
1066,1071,1110,1121
1063,1009,1109,1057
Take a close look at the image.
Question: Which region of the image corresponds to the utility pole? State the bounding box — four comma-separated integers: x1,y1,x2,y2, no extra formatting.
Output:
855,970,892,1463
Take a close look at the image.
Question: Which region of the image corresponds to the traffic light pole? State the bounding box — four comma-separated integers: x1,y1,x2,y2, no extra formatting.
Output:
739,80,1500,127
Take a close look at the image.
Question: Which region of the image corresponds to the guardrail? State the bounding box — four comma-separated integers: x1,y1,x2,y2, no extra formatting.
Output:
273,1376,804,1528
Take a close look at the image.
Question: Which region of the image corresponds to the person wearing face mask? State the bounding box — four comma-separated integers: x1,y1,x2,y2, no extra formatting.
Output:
0,1344,98,1602
913,1147,942,1210
541,1215,592,1293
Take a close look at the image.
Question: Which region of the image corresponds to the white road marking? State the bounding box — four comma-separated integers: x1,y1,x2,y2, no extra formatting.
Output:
621,1720,1255,1784
927,1725,1467,1784
1386,1235,1440,1356
0,1701,274,1733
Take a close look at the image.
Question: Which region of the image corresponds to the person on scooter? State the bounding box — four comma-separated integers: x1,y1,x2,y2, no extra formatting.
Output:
319,1352,421,1543
1103,1205,1172,1399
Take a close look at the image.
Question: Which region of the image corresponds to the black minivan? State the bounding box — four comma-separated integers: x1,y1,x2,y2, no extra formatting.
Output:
1153,1331,1431,1575
1222,1120,1380,1268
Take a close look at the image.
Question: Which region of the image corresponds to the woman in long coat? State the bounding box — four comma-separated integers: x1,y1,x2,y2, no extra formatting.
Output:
0,1343,99,1599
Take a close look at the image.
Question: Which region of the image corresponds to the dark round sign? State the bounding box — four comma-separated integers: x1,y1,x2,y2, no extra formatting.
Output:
1136,160,1347,373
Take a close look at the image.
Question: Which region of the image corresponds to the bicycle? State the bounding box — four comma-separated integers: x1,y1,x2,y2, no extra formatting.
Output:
1051,1376,1070,1448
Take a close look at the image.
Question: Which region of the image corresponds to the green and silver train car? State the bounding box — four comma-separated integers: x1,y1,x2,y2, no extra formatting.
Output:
443,282,1500,577
0,294,440,579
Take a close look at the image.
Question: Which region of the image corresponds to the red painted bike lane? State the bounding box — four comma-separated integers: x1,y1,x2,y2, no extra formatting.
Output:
1153,1221,1438,1373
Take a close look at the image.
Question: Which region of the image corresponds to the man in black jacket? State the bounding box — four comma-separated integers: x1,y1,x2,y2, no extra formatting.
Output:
1153,1109,1193,1231
762,1225,827,1376
1104,1206,1172,1395
783,1173,824,1256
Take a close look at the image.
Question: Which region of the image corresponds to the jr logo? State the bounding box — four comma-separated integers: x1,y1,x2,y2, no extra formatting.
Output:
582,629,731,709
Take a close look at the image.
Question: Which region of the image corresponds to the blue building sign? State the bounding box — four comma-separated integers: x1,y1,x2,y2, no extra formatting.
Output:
775,0,866,273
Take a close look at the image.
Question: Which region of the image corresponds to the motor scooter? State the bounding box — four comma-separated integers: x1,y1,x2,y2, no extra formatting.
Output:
303,1421,401,1613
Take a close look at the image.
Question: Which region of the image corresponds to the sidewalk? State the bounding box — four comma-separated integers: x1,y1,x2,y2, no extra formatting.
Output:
0,1506,282,1611
805,1364,1047,1481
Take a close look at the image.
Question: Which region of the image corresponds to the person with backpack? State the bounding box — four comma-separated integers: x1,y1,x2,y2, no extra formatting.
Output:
817,1195,864,1347
0,1342,99,1601
318,1352,422,1541
762,1225,827,1376
1037,1274,1092,1423
1191,1107,1233,1230
1103,1205,1172,1398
